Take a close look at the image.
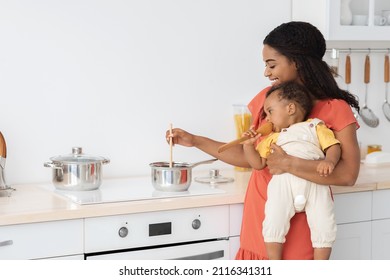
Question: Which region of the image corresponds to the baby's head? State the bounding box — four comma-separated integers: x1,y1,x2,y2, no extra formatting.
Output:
263,82,313,131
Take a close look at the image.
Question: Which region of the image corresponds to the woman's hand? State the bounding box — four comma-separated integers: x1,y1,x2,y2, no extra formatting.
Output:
266,143,290,175
166,128,195,147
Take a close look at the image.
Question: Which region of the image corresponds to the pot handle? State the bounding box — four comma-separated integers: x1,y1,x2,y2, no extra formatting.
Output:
102,158,110,165
44,162,63,169
189,158,218,168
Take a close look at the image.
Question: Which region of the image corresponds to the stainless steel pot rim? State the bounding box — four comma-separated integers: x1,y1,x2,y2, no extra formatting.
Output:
50,156,109,164
149,162,192,169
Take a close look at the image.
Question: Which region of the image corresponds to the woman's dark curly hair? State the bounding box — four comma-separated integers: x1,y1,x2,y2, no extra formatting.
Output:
263,21,359,112
265,82,313,120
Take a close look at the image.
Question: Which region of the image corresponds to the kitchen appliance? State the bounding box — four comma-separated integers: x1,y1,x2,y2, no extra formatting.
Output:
45,176,225,205
44,147,110,191
149,158,217,191
84,205,230,260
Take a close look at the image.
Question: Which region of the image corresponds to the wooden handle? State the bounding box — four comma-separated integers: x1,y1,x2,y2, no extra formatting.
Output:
364,55,370,84
0,132,6,158
169,123,173,168
385,55,389,83
218,122,273,153
345,54,351,85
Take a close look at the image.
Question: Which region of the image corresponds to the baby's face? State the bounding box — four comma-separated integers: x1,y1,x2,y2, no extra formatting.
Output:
263,90,291,132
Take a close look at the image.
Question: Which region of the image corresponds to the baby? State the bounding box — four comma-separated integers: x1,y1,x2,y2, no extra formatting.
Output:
243,81,340,260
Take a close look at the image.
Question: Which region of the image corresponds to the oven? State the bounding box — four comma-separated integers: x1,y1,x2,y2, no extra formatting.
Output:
84,205,230,260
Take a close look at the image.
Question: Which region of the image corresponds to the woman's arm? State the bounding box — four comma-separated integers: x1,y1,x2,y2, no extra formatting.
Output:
168,128,251,168
266,124,360,186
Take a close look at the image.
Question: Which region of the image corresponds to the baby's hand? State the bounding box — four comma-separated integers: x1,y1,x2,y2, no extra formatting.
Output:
241,126,261,145
317,160,335,177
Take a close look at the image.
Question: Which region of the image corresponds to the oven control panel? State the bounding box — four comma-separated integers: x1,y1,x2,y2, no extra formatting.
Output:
84,205,229,253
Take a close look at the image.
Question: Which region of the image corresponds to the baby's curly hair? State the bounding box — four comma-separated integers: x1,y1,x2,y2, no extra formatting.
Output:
265,82,314,120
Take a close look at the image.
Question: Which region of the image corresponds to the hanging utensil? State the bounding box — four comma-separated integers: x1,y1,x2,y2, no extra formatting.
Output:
359,54,379,127
382,54,390,121
345,53,359,119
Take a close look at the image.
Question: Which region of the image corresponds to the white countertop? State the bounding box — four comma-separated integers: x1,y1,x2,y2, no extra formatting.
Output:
1,165,390,226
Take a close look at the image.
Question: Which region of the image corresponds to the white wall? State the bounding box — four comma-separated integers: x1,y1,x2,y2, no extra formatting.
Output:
0,0,291,184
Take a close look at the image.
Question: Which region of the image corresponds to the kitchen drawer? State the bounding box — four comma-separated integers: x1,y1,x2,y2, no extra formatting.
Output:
0,219,83,260
372,189,390,220
334,191,372,224
84,205,229,253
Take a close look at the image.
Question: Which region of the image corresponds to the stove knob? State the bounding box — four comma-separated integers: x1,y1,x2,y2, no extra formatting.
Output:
118,226,129,238
192,219,201,230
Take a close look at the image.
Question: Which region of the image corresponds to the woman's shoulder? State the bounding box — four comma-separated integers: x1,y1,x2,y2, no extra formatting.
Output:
310,98,358,131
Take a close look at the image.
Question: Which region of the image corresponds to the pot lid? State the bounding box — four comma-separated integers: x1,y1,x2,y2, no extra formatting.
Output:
50,147,108,163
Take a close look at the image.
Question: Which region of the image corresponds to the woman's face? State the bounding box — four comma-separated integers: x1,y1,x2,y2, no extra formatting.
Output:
262,44,300,86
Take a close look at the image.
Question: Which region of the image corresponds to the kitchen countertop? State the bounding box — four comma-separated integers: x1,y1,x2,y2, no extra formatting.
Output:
1,164,389,226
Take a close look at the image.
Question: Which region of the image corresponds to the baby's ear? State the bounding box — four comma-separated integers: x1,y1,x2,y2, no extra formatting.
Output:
287,102,296,115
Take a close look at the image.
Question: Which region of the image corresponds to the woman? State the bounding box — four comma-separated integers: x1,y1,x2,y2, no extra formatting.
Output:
166,21,360,260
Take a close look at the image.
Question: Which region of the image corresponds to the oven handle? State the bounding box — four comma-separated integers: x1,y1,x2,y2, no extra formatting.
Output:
173,249,225,260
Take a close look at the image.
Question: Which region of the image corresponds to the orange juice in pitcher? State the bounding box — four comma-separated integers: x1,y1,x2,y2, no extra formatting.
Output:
233,104,252,171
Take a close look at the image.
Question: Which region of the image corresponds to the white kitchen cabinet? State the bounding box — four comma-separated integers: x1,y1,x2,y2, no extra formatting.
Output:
229,203,244,237
331,221,372,259
0,219,83,260
331,191,372,259
371,189,390,259
292,0,390,41
372,220,390,259
333,191,372,224
229,203,244,259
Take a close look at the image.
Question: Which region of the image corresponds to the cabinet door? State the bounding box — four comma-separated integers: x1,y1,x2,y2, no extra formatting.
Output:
229,203,244,237
229,236,240,260
330,221,371,260
372,219,390,260
292,0,390,41
0,219,83,260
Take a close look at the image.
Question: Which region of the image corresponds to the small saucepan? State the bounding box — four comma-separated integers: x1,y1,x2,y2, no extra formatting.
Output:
149,158,217,192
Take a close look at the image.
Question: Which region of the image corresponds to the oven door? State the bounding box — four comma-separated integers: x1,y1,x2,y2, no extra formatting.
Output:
86,239,229,260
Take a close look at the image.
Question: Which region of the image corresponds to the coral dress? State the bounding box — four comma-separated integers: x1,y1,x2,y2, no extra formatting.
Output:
235,87,358,260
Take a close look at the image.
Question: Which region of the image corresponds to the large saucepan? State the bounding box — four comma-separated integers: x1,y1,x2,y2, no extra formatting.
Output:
150,158,217,192
44,147,110,191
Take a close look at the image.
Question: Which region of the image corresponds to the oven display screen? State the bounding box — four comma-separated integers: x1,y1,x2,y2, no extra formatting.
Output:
149,222,172,236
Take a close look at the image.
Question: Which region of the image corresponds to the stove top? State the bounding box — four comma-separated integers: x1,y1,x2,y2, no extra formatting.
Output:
42,177,226,205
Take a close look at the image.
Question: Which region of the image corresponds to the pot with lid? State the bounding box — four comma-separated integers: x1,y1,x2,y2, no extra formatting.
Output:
44,147,110,191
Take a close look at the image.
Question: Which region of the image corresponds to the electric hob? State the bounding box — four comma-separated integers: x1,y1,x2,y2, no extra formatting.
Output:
41,176,226,205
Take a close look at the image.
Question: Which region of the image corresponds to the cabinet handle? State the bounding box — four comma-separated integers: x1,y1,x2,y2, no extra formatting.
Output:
0,240,13,247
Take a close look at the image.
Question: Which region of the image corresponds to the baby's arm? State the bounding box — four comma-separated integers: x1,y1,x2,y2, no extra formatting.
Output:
317,143,341,177
241,129,267,170
243,142,267,170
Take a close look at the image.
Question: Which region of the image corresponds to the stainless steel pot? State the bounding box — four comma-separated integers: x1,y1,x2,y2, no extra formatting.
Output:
149,158,217,192
44,147,110,191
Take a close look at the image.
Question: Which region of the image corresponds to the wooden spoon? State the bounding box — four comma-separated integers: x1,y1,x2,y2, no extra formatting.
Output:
218,122,273,153
169,123,173,168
